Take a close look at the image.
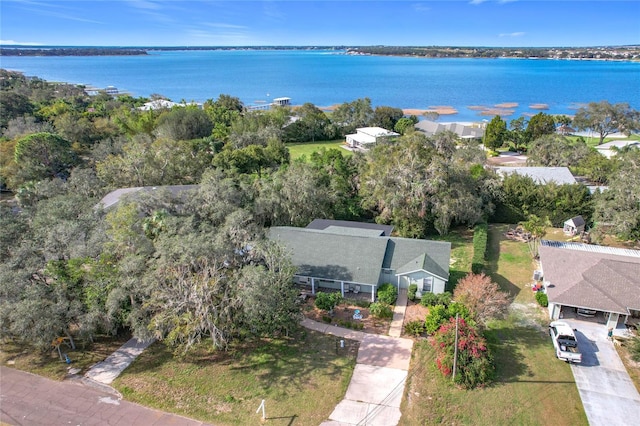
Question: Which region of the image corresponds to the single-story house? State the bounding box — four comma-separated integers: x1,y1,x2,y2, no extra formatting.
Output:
268,221,451,302
415,120,484,140
563,216,586,236
494,166,578,185
595,140,640,159
138,99,201,110
346,127,399,150
539,240,640,331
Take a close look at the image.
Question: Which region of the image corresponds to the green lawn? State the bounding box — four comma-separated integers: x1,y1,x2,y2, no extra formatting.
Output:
430,227,474,290
0,332,132,381
566,133,640,148
287,140,351,160
400,224,587,425
113,329,358,425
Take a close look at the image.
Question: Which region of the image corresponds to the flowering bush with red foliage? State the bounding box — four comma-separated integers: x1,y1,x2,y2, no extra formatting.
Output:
431,316,494,389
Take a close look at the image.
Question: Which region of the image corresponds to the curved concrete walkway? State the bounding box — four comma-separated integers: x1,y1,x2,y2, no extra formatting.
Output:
85,337,155,385
302,316,413,426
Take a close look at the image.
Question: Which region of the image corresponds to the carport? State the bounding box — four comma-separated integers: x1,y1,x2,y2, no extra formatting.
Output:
539,241,640,335
561,318,640,425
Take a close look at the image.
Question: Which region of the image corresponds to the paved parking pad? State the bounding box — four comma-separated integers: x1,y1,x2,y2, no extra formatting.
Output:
564,319,640,426
345,364,407,407
357,334,413,370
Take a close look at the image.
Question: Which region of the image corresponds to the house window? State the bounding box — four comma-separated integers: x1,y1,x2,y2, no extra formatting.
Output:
423,277,433,293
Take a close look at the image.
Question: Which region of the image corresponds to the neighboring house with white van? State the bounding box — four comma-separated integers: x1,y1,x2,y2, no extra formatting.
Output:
539,240,640,333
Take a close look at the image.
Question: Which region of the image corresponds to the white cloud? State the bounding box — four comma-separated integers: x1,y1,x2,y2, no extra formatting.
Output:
125,0,163,11
499,32,525,37
413,3,431,12
0,39,43,46
469,0,488,4
203,22,248,30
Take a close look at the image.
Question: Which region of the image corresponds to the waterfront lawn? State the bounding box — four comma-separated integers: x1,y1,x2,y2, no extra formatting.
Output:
113,328,358,425
400,223,587,425
0,332,131,381
287,139,351,160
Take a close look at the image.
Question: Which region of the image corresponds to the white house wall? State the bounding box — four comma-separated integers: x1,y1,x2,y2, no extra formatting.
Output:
399,271,446,295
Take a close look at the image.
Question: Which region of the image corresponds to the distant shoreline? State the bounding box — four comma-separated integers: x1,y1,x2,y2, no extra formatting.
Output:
1,45,639,61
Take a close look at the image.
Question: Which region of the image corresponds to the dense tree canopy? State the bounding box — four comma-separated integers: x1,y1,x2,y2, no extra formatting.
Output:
573,101,640,145
525,112,556,144
1,69,637,355
594,149,640,240
484,115,507,150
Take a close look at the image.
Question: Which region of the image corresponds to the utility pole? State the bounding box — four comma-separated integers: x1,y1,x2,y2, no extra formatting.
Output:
452,313,459,382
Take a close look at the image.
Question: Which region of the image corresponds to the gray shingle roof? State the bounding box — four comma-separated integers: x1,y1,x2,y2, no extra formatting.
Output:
495,167,577,185
98,185,199,209
269,227,388,284
384,238,450,280
539,244,640,314
564,216,585,228
269,225,451,285
306,219,393,236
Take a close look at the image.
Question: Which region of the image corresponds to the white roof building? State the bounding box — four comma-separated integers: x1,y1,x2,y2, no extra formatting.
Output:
495,166,577,185
595,140,640,159
138,99,201,111
415,120,484,139
346,127,399,150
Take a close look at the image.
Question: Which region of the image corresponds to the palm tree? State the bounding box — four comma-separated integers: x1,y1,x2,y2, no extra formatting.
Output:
519,214,552,259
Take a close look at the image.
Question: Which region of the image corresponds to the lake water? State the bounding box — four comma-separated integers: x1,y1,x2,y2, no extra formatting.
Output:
2,50,639,122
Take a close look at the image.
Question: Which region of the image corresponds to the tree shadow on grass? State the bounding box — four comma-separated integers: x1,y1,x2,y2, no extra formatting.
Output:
228,328,359,395
485,322,552,384
485,224,524,300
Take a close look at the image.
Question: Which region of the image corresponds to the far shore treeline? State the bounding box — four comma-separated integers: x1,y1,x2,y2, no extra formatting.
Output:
0,68,639,357
1,45,639,60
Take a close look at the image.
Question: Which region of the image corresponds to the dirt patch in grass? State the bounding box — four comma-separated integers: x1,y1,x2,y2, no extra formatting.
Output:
403,301,429,325
302,298,391,335
0,332,132,381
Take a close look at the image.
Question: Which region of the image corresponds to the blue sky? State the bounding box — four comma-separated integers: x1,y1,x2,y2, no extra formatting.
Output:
1,1,639,47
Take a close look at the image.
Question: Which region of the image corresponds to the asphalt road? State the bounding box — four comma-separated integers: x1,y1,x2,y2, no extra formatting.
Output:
0,367,210,426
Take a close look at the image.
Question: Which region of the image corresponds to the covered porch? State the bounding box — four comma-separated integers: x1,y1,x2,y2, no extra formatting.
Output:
294,275,377,302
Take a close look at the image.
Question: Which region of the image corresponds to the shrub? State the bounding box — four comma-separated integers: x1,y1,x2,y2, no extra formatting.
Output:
471,223,488,274
630,333,640,362
408,283,418,301
377,283,397,305
420,292,440,307
432,317,494,389
322,315,332,323
437,292,453,306
404,320,425,337
420,292,452,307
535,291,548,307
453,273,510,325
370,302,393,319
424,303,474,334
351,299,371,308
315,292,342,312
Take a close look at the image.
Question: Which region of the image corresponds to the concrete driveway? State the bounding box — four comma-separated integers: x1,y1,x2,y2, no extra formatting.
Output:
563,319,640,426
